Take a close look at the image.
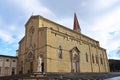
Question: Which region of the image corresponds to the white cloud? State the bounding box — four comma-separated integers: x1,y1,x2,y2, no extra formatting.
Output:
0,17,14,42
89,0,119,11
9,0,56,19
87,6,120,52
3,0,56,42
0,28,20,43
56,18,73,29
0,30,14,42
0,17,3,25
0,18,24,43
80,1,87,7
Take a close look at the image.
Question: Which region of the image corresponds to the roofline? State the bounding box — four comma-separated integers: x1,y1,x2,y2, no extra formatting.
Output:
25,15,39,26
39,15,99,43
25,15,99,43
24,15,105,49
0,55,18,58
19,36,25,44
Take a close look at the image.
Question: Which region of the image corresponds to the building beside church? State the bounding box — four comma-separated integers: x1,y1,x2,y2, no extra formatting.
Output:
17,14,109,74
0,55,17,76
109,59,120,72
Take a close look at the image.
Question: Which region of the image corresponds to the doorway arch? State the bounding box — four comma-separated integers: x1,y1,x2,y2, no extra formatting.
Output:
70,47,80,72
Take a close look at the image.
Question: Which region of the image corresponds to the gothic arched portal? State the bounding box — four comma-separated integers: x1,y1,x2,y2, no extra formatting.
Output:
70,47,80,72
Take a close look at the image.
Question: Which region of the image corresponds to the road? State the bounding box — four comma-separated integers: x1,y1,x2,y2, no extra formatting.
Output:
105,76,120,80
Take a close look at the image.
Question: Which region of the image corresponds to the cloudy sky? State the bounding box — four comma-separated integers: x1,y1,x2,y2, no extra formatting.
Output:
0,0,120,59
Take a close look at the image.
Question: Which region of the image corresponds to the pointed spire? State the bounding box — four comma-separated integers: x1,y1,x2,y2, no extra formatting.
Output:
73,13,81,33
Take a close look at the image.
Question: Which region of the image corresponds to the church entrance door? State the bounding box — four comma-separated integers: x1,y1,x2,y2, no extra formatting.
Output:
70,47,80,72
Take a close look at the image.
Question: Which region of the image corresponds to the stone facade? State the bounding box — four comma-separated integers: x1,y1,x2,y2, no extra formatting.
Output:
17,15,109,74
0,55,17,76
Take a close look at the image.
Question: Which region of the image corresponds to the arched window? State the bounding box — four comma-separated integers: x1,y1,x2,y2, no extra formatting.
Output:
92,54,94,63
86,52,88,62
58,45,62,59
100,54,103,64
96,55,98,64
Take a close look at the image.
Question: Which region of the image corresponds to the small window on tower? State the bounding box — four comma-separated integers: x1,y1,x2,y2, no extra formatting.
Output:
58,45,62,59
13,60,16,62
6,59,9,62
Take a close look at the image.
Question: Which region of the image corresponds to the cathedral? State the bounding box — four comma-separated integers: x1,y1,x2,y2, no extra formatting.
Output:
17,14,109,74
